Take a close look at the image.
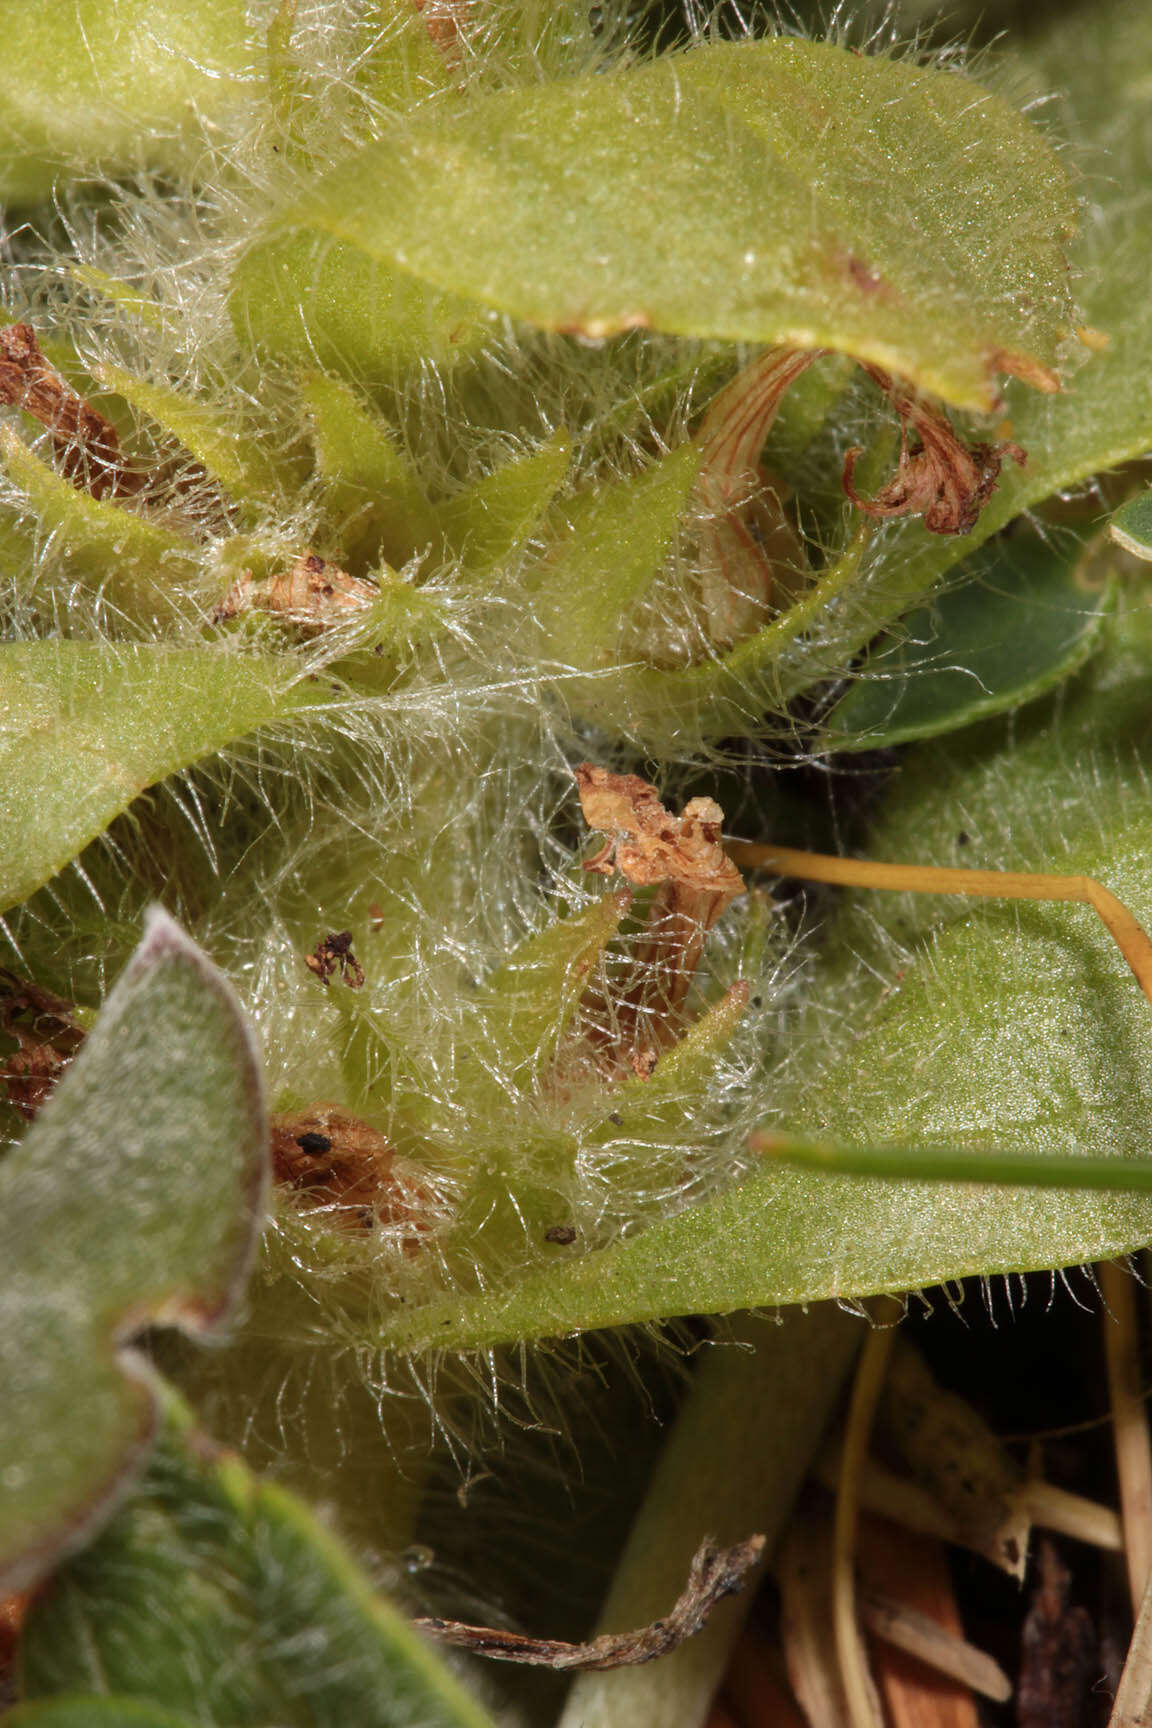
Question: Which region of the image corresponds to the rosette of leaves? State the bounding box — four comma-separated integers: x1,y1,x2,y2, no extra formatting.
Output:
9,0,1152,1721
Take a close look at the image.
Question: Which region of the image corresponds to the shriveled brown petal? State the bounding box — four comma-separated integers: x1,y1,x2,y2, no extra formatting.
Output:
575,765,746,1057
575,764,744,909
842,367,1026,537
270,1103,434,1238
691,346,817,642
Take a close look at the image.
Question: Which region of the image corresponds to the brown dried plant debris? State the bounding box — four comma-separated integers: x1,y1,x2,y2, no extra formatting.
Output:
213,552,377,630
842,366,1026,537
303,930,366,989
1017,1539,1098,1728
270,1103,434,1238
0,322,145,501
416,1534,765,1670
575,764,746,1068
0,971,86,1122
690,346,817,644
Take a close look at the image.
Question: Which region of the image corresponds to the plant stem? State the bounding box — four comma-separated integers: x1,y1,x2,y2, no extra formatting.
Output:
556,1304,862,1728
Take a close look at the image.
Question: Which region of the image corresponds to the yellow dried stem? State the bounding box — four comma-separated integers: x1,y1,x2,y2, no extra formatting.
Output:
728,843,1152,1014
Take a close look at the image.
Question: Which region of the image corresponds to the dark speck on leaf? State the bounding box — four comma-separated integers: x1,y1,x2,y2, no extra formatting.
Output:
545,1224,578,1245
296,1131,332,1154
608,1111,624,1127
957,831,970,846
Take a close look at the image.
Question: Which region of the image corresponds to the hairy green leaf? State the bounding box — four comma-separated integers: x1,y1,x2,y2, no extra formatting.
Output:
0,0,254,205
0,643,328,912
0,913,267,1594
18,1400,499,1728
293,38,1075,408
3,1699,198,1727
376,615,1152,1345
823,527,1113,749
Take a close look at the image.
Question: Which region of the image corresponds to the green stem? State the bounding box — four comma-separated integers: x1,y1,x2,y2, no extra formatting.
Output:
556,1305,862,1728
752,1132,1152,1192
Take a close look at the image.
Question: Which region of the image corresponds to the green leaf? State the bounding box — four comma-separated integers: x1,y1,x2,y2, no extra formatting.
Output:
475,891,629,1086
1110,490,1152,561
0,643,329,912
439,430,570,574
90,364,282,506
3,1698,198,1727
295,38,1076,409
533,443,703,668
0,427,196,603
300,371,441,567
822,527,1114,750
18,1401,499,1728
229,227,485,380
826,0,1152,657
0,913,267,1594
375,615,1152,1345
0,0,255,205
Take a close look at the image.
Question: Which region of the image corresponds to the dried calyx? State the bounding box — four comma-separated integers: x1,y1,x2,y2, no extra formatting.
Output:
270,1103,435,1239
214,553,377,630
841,364,1026,536
576,763,746,1074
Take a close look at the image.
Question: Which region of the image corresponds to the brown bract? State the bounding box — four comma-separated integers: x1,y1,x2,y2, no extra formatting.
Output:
213,552,377,629
0,971,87,1122
0,323,143,501
842,367,1026,536
270,1103,433,1238
575,765,745,1060
576,765,743,909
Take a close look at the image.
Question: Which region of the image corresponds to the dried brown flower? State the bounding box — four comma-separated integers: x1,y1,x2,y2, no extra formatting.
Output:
270,1103,433,1238
842,367,1026,536
303,930,365,989
575,765,745,1068
214,552,377,629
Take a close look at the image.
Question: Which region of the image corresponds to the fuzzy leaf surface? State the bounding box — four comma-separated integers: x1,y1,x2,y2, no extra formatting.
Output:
823,528,1113,749
377,617,1152,1346
297,38,1075,409
0,643,327,912
0,913,267,1593
0,0,255,205
18,1403,499,1728
817,0,1152,666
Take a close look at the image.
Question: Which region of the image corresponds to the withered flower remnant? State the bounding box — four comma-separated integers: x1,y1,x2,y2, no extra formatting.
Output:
575,764,746,1067
842,365,1027,536
270,1103,434,1238
213,552,377,630
303,930,365,989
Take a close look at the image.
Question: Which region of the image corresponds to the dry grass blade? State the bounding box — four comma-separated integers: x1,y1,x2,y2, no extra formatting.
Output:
1100,1260,1152,1615
1108,1566,1152,1727
859,1589,1010,1705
